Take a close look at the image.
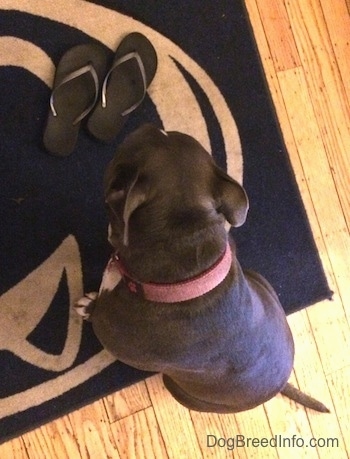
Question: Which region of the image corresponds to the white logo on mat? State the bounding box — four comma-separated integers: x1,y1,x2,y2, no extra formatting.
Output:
0,0,243,419
0,236,116,419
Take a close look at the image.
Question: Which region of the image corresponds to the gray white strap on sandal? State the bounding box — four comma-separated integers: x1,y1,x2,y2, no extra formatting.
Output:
50,63,99,125
101,51,147,116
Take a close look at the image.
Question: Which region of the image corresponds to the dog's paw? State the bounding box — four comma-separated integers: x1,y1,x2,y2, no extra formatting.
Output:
74,292,98,320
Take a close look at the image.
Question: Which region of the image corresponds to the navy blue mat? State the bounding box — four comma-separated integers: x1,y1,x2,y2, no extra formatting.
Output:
0,0,331,444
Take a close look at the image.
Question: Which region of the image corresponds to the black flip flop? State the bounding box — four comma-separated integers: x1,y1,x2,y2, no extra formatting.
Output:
43,43,110,156
87,33,157,142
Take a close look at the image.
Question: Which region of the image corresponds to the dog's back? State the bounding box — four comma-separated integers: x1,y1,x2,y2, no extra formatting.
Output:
92,249,294,413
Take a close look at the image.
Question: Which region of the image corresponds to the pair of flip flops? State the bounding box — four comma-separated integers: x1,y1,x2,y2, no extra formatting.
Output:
43,33,157,156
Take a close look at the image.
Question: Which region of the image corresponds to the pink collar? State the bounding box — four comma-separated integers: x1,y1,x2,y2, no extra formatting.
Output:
113,242,232,303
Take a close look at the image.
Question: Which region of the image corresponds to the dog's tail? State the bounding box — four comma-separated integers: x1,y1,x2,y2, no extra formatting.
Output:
281,383,330,413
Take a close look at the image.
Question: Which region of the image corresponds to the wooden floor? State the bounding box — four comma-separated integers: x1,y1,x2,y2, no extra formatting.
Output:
2,0,350,457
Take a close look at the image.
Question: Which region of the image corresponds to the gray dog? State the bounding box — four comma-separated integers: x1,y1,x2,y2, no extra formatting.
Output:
75,124,329,413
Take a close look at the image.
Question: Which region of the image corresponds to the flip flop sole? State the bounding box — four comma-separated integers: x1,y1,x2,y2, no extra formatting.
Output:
43,43,111,156
87,33,158,142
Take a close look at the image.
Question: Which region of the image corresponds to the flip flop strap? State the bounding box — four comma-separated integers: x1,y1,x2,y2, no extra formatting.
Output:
50,63,99,125
101,51,148,116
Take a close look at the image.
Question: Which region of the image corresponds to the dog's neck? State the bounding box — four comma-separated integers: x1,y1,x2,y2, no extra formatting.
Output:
114,240,232,302
115,222,229,284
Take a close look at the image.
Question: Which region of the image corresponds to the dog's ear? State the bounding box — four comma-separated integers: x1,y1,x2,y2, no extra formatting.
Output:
122,173,149,246
105,167,149,246
214,166,249,227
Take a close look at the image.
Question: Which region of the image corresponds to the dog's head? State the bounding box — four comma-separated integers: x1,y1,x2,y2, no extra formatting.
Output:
104,124,248,249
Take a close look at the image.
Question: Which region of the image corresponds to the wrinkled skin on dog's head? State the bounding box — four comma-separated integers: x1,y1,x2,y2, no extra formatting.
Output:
104,124,249,253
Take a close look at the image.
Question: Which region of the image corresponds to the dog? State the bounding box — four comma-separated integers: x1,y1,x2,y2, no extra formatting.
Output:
75,124,329,413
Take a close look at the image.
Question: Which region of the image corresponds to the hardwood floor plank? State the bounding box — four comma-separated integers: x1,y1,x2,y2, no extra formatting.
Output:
285,0,350,228
103,381,152,423
263,370,318,459
277,67,350,373
275,68,350,374
189,411,248,459
233,407,279,459
244,3,334,283
244,0,300,131
305,296,350,376
327,366,350,454
319,0,350,102
111,407,168,459
0,437,29,459
22,416,82,459
254,0,301,71
146,375,203,459
67,400,120,459
287,310,348,456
